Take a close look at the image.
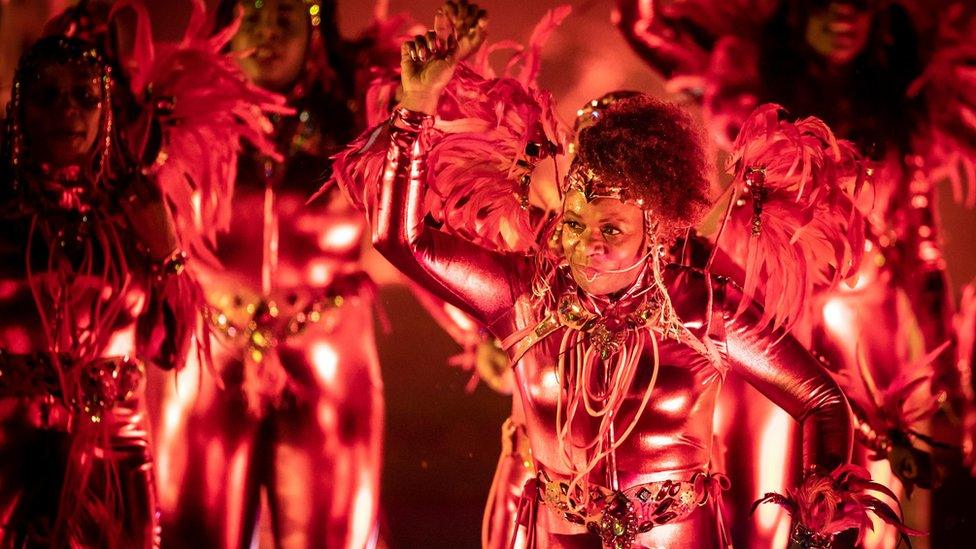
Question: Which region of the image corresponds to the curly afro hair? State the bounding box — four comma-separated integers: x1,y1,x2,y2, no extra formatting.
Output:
574,94,712,228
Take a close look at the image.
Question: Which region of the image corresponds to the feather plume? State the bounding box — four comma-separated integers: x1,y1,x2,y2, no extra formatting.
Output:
327,7,572,253
110,0,289,262
714,104,866,335
753,464,924,547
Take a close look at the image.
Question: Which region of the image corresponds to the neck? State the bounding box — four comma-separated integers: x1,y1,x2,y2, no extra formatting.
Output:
20,163,95,212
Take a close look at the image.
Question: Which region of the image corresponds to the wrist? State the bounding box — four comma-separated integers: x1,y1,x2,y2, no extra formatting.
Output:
398,90,441,115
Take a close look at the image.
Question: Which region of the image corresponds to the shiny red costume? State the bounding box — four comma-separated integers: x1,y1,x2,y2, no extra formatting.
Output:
153,23,384,549
365,108,854,547
0,35,190,548
0,185,166,549
154,125,385,549
615,1,976,545
0,1,281,545
151,2,480,547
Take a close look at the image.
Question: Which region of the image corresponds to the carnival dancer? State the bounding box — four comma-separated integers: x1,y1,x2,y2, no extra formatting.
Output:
0,0,280,543
331,15,922,546
153,1,491,547
0,34,174,549
330,4,572,545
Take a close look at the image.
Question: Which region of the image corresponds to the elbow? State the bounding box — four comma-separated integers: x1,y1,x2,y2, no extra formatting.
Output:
371,227,393,255
803,380,855,466
814,389,852,429
371,227,406,261
803,376,852,427
369,201,403,258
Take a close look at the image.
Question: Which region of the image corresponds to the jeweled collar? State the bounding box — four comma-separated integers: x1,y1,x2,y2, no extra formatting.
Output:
558,269,684,357
16,166,100,214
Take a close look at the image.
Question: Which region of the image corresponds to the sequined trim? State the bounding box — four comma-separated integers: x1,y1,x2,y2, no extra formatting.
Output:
535,469,729,548
0,351,144,424
207,273,370,363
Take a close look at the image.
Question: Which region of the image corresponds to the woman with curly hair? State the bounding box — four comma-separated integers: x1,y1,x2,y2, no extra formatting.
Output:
332,19,877,546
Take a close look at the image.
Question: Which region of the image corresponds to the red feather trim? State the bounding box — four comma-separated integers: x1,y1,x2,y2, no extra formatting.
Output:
110,0,289,263
327,7,572,253
754,464,924,547
832,342,949,439
715,104,866,335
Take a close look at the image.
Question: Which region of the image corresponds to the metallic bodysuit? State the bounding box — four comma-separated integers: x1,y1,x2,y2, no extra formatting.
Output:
0,197,164,548
154,105,383,548
613,3,971,545
368,115,854,547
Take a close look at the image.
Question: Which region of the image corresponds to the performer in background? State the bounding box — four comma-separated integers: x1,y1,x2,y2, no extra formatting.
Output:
616,1,976,545
0,1,278,543
0,33,176,549
153,1,490,547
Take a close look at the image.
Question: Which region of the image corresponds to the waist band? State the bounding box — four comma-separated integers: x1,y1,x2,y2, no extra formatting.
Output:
0,351,144,424
534,468,729,548
208,271,372,362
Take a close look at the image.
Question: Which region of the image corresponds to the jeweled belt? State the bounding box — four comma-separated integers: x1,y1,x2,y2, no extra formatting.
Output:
207,272,371,363
0,350,144,424
520,468,729,548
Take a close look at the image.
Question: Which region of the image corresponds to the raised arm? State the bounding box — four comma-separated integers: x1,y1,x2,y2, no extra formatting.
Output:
719,277,853,471
371,12,526,328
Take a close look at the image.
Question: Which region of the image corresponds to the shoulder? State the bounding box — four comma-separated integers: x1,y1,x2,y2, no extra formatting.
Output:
663,263,731,293
663,263,737,326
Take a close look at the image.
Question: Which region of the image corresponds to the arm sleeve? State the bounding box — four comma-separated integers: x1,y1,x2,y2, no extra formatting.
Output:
721,277,853,471
370,109,528,327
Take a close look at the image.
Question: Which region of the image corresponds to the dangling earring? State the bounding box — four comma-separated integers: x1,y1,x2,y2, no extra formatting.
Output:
90,68,114,184
8,78,24,193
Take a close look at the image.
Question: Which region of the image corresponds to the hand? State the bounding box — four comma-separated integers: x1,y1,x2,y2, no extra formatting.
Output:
438,1,488,62
399,28,459,115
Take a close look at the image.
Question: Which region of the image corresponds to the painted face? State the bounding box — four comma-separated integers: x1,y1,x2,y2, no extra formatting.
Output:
231,0,311,91
804,1,874,66
20,61,104,169
560,188,648,296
